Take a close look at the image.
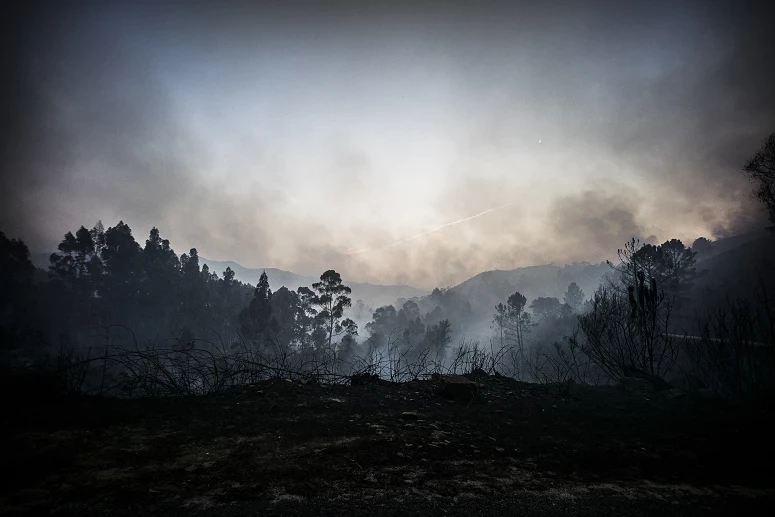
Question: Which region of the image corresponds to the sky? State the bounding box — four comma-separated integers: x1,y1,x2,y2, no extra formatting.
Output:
2,0,774,289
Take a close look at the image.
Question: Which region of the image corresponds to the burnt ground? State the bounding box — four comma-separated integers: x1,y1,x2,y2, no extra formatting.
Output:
2,374,774,516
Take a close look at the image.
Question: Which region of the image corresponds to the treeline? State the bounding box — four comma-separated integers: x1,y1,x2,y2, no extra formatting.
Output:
2,222,774,400
0,222,360,366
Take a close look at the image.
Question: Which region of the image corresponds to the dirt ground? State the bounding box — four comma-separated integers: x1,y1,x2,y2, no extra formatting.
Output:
2,374,774,516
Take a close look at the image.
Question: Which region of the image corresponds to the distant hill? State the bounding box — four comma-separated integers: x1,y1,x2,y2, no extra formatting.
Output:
448,262,610,312
199,258,429,310
693,228,771,265
406,261,612,342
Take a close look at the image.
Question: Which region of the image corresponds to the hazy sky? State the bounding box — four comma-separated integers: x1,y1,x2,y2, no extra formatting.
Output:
2,0,774,288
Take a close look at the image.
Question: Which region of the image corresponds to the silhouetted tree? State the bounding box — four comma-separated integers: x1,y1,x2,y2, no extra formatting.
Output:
743,132,775,224
366,305,398,349
573,239,682,381
397,300,425,352
239,271,276,342
529,297,563,322
100,221,142,324
90,220,106,257
1,231,37,351
609,238,697,301
296,286,320,351
141,227,180,322
425,318,452,359
271,286,301,352
656,239,697,296
49,226,96,282
312,270,357,350
493,291,531,352
337,332,359,364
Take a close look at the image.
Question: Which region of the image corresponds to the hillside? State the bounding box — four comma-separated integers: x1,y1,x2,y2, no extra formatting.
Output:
407,262,611,341
691,231,775,308
448,262,610,313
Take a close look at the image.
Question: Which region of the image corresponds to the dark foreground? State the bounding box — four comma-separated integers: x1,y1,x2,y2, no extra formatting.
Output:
2,374,774,516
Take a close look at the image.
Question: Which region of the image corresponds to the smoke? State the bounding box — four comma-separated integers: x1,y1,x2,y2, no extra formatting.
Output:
1,0,773,289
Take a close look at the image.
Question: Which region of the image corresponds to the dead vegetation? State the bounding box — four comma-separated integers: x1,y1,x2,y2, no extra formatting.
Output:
2,372,774,516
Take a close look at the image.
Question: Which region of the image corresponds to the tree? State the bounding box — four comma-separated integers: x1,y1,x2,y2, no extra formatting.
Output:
102,222,141,281
743,132,775,225
493,291,531,351
656,239,697,295
49,226,98,285
425,318,452,359
1,231,37,350
141,227,180,313
608,238,696,300
100,221,142,324
179,248,209,326
311,270,358,350
366,305,398,349
564,282,585,313
571,278,679,381
239,271,276,342
529,297,563,322
0,231,34,291
337,332,359,364
397,300,425,350
90,220,106,258
610,239,661,289
271,286,301,352
296,286,320,351
573,238,684,381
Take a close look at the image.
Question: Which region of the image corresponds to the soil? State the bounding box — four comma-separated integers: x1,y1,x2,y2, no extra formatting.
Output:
2,374,774,516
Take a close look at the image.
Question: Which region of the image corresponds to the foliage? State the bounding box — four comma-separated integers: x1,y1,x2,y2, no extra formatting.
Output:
743,132,775,224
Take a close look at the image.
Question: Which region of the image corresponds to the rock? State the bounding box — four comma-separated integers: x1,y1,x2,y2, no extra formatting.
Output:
401,411,420,421
437,374,478,401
